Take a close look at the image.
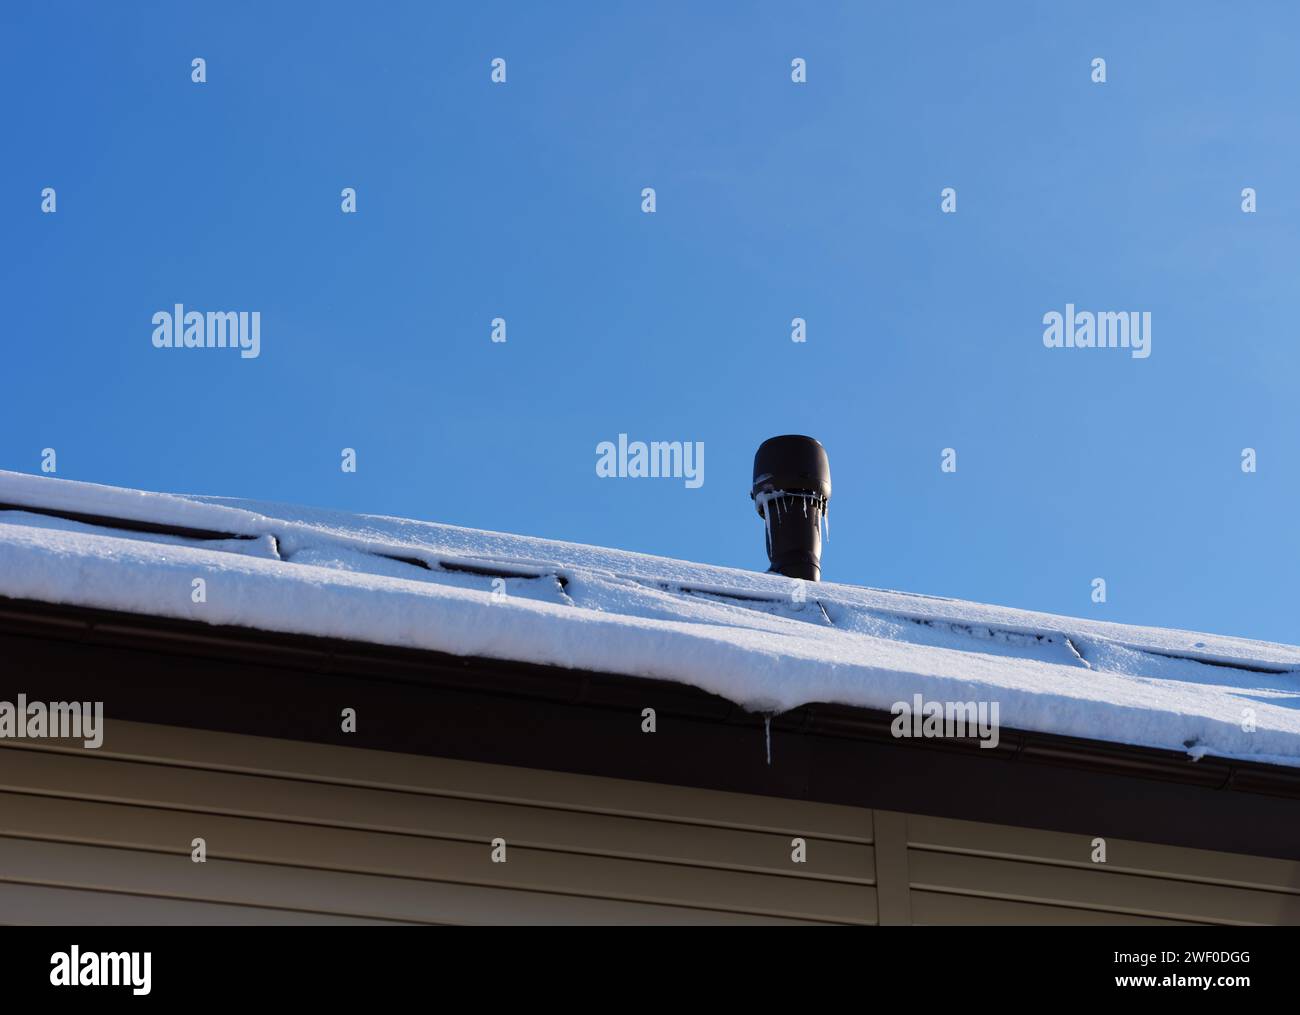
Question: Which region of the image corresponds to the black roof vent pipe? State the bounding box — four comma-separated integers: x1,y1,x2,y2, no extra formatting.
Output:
751,435,831,582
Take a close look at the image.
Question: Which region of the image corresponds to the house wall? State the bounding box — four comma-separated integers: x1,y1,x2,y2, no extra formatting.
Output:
0,719,1295,925
874,810,1300,925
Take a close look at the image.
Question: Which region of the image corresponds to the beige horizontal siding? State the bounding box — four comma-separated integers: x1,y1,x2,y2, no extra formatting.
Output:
5,722,1293,925
0,721,872,924
909,890,1197,926
0,879,411,926
5,720,871,840
907,849,1300,924
880,807,1300,925
0,836,819,925
0,747,869,882
0,791,873,922
906,812,1300,894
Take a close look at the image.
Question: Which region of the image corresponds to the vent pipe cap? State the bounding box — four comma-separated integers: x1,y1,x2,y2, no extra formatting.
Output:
751,435,831,582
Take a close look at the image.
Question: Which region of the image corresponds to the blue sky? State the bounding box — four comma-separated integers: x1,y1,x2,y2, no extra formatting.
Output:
3,1,1298,643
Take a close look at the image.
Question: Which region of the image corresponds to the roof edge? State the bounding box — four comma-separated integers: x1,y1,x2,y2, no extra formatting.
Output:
2,594,1297,802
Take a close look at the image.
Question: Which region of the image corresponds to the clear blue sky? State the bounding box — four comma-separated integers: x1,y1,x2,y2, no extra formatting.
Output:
3,1,1298,644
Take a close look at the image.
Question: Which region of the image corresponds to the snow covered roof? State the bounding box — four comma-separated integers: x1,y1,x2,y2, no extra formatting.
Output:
3,469,1299,769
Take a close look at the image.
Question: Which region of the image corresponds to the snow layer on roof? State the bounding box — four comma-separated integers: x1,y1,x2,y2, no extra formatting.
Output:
2,470,1300,768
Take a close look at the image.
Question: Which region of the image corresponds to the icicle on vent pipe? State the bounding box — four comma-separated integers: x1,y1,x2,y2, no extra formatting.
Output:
750,435,831,582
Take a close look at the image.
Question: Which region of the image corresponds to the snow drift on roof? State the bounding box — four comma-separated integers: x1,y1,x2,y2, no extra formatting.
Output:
2,469,1299,768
